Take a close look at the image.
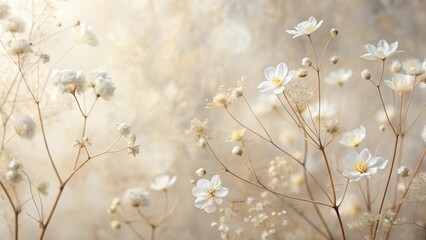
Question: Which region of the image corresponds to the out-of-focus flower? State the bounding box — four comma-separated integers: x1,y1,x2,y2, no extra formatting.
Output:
8,39,32,55
306,100,336,121
361,39,401,60
330,55,338,64
51,69,86,94
73,136,91,148
185,118,208,138
0,2,10,19
13,114,36,139
110,220,121,229
339,125,366,148
3,16,25,33
384,73,413,95
36,179,49,196
206,86,232,109
5,170,22,184
324,69,352,86
402,59,424,76
375,105,395,123
90,70,116,100
361,69,371,80
75,22,98,46
286,16,323,38
341,148,388,181
258,62,296,94
123,187,150,207
116,122,131,137
150,175,177,191
229,129,246,142
397,166,411,177
321,120,343,140
37,53,50,64
192,175,228,213
390,60,402,73
8,158,22,171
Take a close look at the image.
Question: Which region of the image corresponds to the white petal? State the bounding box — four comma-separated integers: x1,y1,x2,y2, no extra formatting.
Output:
203,203,216,213
314,20,323,30
192,186,207,197
196,179,210,190
365,44,377,53
384,79,396,90
273,86,284,94
194,196,210,208
214,197,223,204
308,16,316,24
358,148,371,163
361,53,378,60
341,151,358,170
388,41,398,53
210,175,221,189
265,66,275,81
257,81,272,91
215,187,228,197
276,62,288,80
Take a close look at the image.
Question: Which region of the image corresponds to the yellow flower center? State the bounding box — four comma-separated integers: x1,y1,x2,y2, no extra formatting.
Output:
208,190,216,198
356,162,368,173
272,77,283,87
231,129,245,142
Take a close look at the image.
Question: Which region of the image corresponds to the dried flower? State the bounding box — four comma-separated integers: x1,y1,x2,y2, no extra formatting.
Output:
3,16,25,33
192,175,228,213
74,136,91,148
0,2,9,19
286,16,323,38
150,175,177,191
397,166,411,177
324,69,352,86
229,129,246,142
13,115,36,139
8,158,23,171
339,125,366,148
185,118,208,138
321,120,343,140
51,69,87,94
402,59,424,76
116,122,131,137
5,170,22,184
361,39,402,60
8,39,32,56
36,179,49,196
341,148,388,181
258,62,296,94
297,68,308,78
330,55,338,64
384,73,414,95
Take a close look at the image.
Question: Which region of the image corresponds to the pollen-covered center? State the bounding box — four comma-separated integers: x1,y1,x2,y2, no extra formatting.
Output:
208,190,216,198
356,162,368,173
271,77,283,87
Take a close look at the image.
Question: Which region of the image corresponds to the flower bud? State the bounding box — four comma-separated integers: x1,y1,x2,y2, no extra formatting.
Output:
397,166,411,177
298,68,308,78
301,57,312,68
379,125,386,132
330,55,338,65
111,220,121,229
390,61,401,73
361,69,371,80
232,146,243,156
330,28,338,38
195,168,207,177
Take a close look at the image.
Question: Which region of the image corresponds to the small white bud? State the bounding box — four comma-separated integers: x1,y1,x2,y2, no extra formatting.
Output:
232,146,243,156
5,171,22,184
197,138,206,148
390,61,402,73
330,28,338,38
302,57,312,68
8,158,22,171
195,168,207,177
190,179,196,184
379,125,386,132
211,222,218,228
361,69,371,80
116,122,131,137
330,55,338,65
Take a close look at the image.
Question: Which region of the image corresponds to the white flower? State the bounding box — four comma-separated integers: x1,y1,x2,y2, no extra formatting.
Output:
116,122,131,137
375,105,395,123
258,62,296,94
361,39,402,60
13,114,36,139
0,2,10,20
8,158,22,171
8,39,32,55
286,16,323,38
185,118,208,138
3,16,25,33
192,175,228,213
89,70,116,100
75,22,98,46
384,73,414,95
51,69,87,94
339,125,366,148
150,175,177,191
5,170,22,184
123,187,150,207
306,100,336,121
229,129,246,142
36,179,49,196
341,148,388,181
324,69,353,86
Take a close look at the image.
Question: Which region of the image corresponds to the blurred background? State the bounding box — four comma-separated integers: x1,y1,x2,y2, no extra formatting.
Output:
1,0,425,239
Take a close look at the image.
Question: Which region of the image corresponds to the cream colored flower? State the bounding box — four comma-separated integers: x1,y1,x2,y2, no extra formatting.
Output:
324,69,353,86
150,175,177,191
286,16,323,38
339,125,366,148
341,148,388,181
258,62,296,94
192,175,228,213
229,128,246,142
361,39,401,60
384,73,414,95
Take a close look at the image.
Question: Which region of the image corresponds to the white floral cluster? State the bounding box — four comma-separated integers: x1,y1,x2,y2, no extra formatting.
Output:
116,122,141,157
